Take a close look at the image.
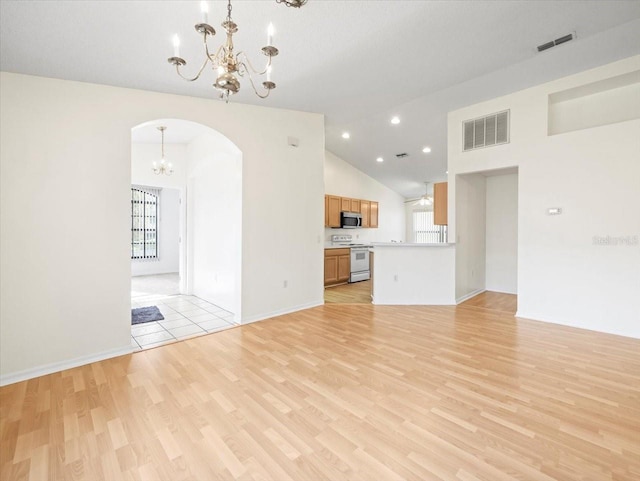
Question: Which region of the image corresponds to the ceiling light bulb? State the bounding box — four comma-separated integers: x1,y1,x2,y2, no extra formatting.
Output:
422,146,431,153
342,132,350,139
376,157,384,163
391,116,400,125
446,170,449,174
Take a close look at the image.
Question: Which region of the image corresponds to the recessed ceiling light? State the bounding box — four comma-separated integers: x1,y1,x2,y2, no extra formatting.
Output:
391,116,400,125
376,157,384,163
422,146,431,153
342,132,350,139
446,170,449,174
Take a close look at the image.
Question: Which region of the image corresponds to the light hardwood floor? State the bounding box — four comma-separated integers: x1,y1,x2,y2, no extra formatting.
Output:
324,280,372,304
2,293,639,481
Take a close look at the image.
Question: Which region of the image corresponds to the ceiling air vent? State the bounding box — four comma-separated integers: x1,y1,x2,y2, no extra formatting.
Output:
463,110,509,152
537,32,575,52
395,152,409,158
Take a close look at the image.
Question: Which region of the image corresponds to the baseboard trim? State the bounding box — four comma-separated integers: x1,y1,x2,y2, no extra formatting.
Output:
515,310,640,339
241,300,325,325
0,345,133,387
456,288,486,304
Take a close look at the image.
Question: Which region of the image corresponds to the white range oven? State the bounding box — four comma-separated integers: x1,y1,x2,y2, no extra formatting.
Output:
349,246,370,283
330,235,371,283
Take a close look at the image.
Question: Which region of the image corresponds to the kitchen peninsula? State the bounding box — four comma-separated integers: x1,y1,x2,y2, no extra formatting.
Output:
370,243,456,305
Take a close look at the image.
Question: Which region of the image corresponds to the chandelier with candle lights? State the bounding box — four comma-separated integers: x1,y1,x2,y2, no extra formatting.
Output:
153,126,173,176
168,0,281,102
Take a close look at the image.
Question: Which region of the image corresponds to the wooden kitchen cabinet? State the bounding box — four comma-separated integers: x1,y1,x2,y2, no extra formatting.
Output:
325,195,341,227
324,248,350,286
370,201,378,228
360,200,370,228
433,182,448,225
324,195,329,226
324,194,379,228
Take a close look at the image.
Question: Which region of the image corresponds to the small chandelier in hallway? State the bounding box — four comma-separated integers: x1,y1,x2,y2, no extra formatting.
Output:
153,126,173,176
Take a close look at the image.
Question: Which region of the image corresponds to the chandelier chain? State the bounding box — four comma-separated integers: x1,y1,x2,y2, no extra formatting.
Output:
161,127,164,159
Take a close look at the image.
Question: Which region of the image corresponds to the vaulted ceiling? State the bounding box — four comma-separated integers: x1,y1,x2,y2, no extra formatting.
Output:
2,1,639,198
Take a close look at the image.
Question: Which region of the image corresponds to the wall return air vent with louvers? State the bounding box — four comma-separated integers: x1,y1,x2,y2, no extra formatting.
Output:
463,110,510,152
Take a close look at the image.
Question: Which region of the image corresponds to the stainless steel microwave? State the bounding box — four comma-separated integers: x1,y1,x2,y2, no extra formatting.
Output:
340,211,362,228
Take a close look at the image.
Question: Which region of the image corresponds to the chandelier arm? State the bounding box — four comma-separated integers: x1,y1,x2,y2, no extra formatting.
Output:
175,56,210,82
239,61,272,99
205,39,224,64
235,51,272,76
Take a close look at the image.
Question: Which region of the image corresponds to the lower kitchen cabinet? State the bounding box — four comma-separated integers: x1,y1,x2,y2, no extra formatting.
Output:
324,248,350,286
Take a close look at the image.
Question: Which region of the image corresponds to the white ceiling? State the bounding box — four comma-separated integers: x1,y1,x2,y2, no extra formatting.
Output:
2,1,639,198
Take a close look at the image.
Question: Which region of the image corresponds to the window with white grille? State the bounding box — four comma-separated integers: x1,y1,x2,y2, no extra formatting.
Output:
131,186,160,259
412,209,447,243
463,110,509,151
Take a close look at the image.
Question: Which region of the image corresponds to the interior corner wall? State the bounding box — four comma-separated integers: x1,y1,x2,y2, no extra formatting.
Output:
324,150,406,243
485,173,518,294
186,132,242,317
0,72,325,383
447,55,640,338
454,173,486,301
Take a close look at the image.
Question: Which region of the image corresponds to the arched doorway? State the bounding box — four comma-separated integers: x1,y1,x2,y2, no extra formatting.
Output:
129,119,242,349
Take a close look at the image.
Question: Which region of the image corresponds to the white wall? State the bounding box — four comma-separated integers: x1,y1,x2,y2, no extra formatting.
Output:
485,173,518,294
454,173,487,301
186,132,242,317
0,72,325,384
448,55,640,338
372,245,456,305
324,150,405,243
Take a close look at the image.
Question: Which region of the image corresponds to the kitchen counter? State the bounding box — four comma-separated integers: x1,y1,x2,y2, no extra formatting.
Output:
371,243,456,305
324,244,373,249
370,242,455,248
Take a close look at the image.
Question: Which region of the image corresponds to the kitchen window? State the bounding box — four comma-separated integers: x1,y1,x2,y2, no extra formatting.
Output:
131,186,159,259
412,209,447,243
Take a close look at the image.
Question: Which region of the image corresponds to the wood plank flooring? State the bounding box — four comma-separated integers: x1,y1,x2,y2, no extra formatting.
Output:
2,293,639,481
324,280,372,304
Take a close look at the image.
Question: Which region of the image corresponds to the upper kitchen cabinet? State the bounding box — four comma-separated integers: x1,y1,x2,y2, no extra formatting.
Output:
325,195,341,227
339,198,360,213
324,194,379,228
433,182,448,225
360,200,370,228
370,201,379,228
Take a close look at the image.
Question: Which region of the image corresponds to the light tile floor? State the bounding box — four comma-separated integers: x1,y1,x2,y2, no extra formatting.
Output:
131,294,236,351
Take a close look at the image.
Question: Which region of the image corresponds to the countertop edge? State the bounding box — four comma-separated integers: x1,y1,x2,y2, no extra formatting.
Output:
370,243,455,247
